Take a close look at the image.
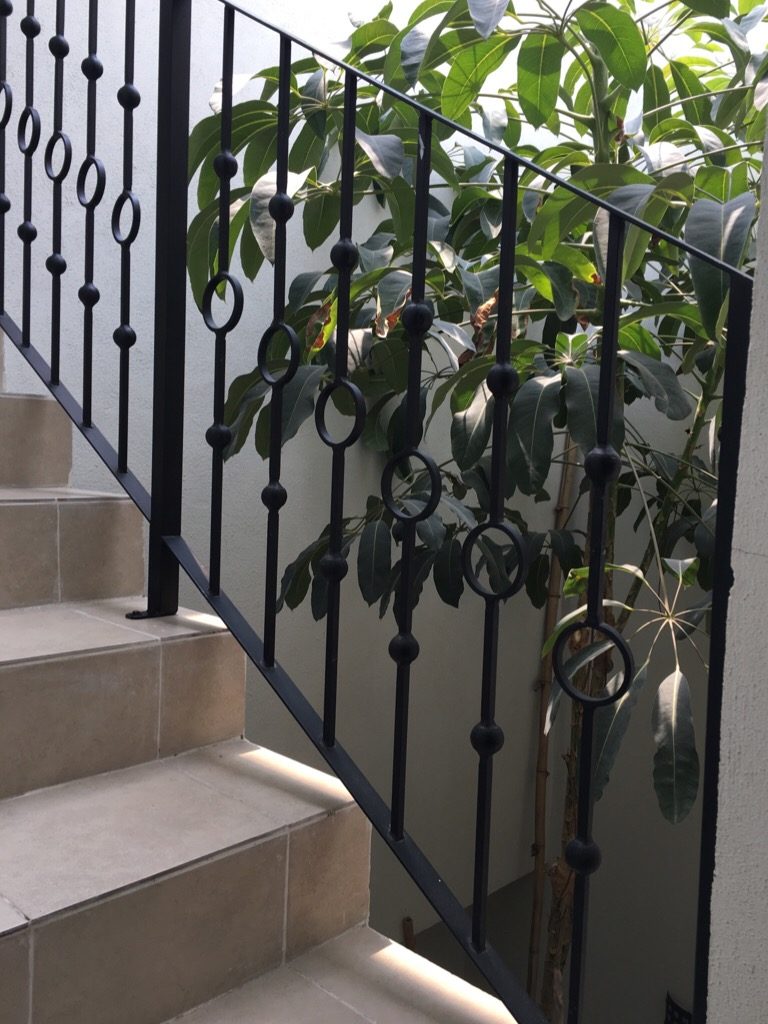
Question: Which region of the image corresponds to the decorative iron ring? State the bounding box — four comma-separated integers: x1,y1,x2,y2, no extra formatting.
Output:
381,450,441,523
111,189,141,246
76,155,106,210
44,130,72,183
461,521,527,601
17,105,40,155
0,81,13,130
552,620,634,708
257,321,300,387
202,271,244,335
315,378,366,450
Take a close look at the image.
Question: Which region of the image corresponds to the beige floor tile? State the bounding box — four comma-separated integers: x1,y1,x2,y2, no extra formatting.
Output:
0,603,161,665
0,928,29,1024
160,634,245,755
286,806,370,958
173,740,352,824
0,746,286,919
0,646,160,799
168,962,368,1023
292,927,515,1024
33,839,286,1024
0,502,58,608
0,395,71,487
58,499,144,601
76,596,228,640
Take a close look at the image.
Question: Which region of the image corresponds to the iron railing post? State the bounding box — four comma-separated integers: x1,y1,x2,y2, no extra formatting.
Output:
144,0,191,616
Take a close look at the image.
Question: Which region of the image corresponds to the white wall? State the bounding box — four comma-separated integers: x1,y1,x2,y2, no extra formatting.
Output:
708,142,768,1022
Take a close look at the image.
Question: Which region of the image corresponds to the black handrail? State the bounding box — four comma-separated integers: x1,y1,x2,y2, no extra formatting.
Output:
0,2,754,1022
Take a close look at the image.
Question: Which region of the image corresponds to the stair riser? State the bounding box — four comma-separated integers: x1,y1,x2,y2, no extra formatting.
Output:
0,498,145,609
0,395,72,487
4,808,369,1024
0,633,246,799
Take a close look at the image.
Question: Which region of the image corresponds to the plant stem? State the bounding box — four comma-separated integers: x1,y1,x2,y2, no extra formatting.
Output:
527,443,578,999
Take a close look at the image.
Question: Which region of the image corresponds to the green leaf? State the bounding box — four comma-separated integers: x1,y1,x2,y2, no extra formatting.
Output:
526,553,550,609
371,335,409,393
223,367,270,458
593,665,648,801
670,60,712,125
434,536,465,607
451,383,495,470
255,366,324,457
662,557,700,586
517,32,565,128
303,186,340,251
684,193,756,339
549,529,582,575
468,0,510,38
652,670,700,824
356,129,405,179
618,350,693,421
442,34,518,122
358,519,392,605
250,170,310,263
575,5,646,90
643,65,670,133
680,0,728,15
507,375,561,495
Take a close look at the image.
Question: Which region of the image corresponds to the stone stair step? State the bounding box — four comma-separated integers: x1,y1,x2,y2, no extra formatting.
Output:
0,740,370,1024
0,394,72,487
0,597,245,798
0,487,144,608
165,925,514,1024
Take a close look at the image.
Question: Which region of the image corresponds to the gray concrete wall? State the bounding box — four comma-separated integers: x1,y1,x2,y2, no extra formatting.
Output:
708,146,768,1022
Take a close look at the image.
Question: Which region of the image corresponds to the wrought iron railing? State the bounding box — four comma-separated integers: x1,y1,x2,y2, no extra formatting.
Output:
0,2,754,1022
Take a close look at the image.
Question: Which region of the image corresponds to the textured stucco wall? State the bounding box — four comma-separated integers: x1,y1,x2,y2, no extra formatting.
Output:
708,147,768,1020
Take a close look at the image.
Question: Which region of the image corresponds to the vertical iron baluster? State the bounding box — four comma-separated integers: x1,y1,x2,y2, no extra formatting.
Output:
0,1,11,316
381,111,441,841
141,0,191,618
259,34,299,667
202,4,243,596
45,0,71,385
551,212,634,1024
465,156,524,952
693,271,753,1024
316,71,365,747
18,0,40,348
77,0,105,426
112,0,141,472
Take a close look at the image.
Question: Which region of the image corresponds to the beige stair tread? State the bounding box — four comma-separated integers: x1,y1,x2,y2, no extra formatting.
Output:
0,597,230,665
0,485,131,502
169,926,515,1024
0,738,352,927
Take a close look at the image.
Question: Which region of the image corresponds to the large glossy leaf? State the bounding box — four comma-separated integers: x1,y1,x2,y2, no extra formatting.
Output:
652,670,700,823
517,32,565,128
564,363,625,454
441,33,518,121
619,350,692,421
468,0,510,38
593,665,648,801
255,365,324,457
250,170,309,262
507,374,561,494
358,519,392,605
684,193,756,338
575,5,646,90
451,383,495,470
356,129,405,179
434,536,464,607
680,0,728,15
643,65,670,133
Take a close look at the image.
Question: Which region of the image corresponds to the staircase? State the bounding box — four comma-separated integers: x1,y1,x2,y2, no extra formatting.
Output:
0,370,512,1023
